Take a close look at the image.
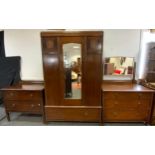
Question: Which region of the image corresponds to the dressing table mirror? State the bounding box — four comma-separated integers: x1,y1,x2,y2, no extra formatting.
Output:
104,56,135,82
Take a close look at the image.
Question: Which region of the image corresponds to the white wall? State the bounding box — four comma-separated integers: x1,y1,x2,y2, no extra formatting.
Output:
104,29,141,60
4,29,43,80
4,29,141,80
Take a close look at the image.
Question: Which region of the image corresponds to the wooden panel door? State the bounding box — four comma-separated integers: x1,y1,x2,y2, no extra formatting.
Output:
41,31,103,122
82,36,103,106
41,37,63,106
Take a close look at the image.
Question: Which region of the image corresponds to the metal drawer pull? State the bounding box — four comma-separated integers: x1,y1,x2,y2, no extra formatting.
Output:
31,104,34,108
10,93,14,96
115,101,118,104
138,101,141,104
38,104,41,106
30,94,33,97
12,103,15,107
113,112,118,116
84,112,88,116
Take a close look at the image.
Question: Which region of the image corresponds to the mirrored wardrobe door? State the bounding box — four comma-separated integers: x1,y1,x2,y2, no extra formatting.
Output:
59,37,83,106
63,43,82,99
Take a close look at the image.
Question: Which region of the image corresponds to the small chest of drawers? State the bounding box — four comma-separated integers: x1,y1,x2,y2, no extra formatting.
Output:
2,83,44,121
102,83,154,124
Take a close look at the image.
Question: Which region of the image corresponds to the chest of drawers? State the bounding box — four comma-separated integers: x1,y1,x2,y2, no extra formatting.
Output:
2,84,44,121
102,83,154,124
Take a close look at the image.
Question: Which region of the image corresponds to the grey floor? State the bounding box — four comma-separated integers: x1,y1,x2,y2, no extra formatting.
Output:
0,104,146,126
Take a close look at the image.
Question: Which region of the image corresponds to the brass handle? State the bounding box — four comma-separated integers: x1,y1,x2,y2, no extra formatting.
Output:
31,104,34,108
38,104,41,106
84,112,88,116
12,103,15,107
113,112,118,116
115,101,118,104
10,93,14,96
30,94,33,97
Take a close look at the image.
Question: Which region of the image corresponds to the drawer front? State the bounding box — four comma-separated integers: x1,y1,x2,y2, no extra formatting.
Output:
5,101,42,114
104,109,149,122
3,91,43,101
104,99,151,110
45,106,101,122
103,92,152,100
103,92,153,122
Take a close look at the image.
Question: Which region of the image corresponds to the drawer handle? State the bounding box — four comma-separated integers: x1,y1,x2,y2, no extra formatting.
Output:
113,112,118,116
10,93,14,96
12,103,16,107
38,104,41,106
115,101,118,104
30,94,33,97
31,104,34,108
138,101,141,105
84,112,88,116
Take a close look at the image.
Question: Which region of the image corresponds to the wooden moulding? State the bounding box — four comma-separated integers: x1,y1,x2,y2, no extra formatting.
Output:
41,31,103,37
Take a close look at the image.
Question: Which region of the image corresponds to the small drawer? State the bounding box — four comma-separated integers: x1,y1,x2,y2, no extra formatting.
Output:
104,99,151,110
104,92,143,100
3,90,43,101
117,93,139,100
104,109,149,122
5,101,42,114
103,92,117,99
138,93,153,99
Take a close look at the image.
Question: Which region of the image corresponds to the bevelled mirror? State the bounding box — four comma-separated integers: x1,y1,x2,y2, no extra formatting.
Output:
104,57,135,80
63,43,82,99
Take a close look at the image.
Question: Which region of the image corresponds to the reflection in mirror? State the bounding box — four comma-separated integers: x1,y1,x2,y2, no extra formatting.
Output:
63,43,82,99
104,57,134,76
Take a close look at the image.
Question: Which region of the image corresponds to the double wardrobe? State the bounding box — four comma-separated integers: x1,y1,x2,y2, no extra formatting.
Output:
41,31,103,123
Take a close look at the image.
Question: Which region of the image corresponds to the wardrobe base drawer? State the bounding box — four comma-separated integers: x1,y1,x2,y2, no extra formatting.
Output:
45,106,102,122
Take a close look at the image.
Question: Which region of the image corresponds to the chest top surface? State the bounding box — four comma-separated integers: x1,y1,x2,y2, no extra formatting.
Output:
102,83,155,92
1,83,44,91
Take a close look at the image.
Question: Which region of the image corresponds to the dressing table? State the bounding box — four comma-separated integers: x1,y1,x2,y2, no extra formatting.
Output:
102,57,154,124
102,82,154,124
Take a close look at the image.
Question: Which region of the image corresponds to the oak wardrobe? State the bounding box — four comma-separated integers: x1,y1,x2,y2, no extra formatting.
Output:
41,31,103,122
